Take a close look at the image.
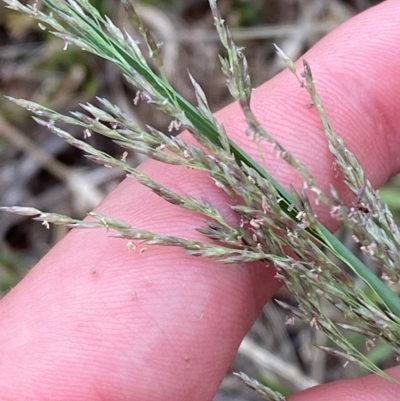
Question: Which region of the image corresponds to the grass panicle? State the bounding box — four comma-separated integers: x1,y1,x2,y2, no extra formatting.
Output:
2,0,400,398
234,372,287,401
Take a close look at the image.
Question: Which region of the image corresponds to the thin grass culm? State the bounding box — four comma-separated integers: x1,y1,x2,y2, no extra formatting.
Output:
2,0,400,399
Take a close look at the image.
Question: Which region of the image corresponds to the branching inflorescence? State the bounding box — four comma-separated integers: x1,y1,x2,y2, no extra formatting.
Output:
2,0,400,399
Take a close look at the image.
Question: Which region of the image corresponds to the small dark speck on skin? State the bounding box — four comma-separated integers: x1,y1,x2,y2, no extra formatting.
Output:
126,241,136,251
184,356,191,368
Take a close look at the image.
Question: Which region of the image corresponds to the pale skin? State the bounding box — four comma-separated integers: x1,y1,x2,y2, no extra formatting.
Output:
1,1,400,400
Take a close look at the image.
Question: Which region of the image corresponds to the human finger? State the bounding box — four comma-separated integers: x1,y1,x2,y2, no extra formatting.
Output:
1,1,400,400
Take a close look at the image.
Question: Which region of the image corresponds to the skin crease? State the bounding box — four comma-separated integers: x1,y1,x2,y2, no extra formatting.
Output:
1,1,400,400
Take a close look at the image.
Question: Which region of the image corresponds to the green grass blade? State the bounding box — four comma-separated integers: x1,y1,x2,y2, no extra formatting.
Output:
32,0,400,318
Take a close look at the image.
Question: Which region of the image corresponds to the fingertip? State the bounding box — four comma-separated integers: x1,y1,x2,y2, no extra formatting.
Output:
290,367,400,401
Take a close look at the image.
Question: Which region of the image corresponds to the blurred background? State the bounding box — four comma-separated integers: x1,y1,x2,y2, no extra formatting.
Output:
1,1,397,400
